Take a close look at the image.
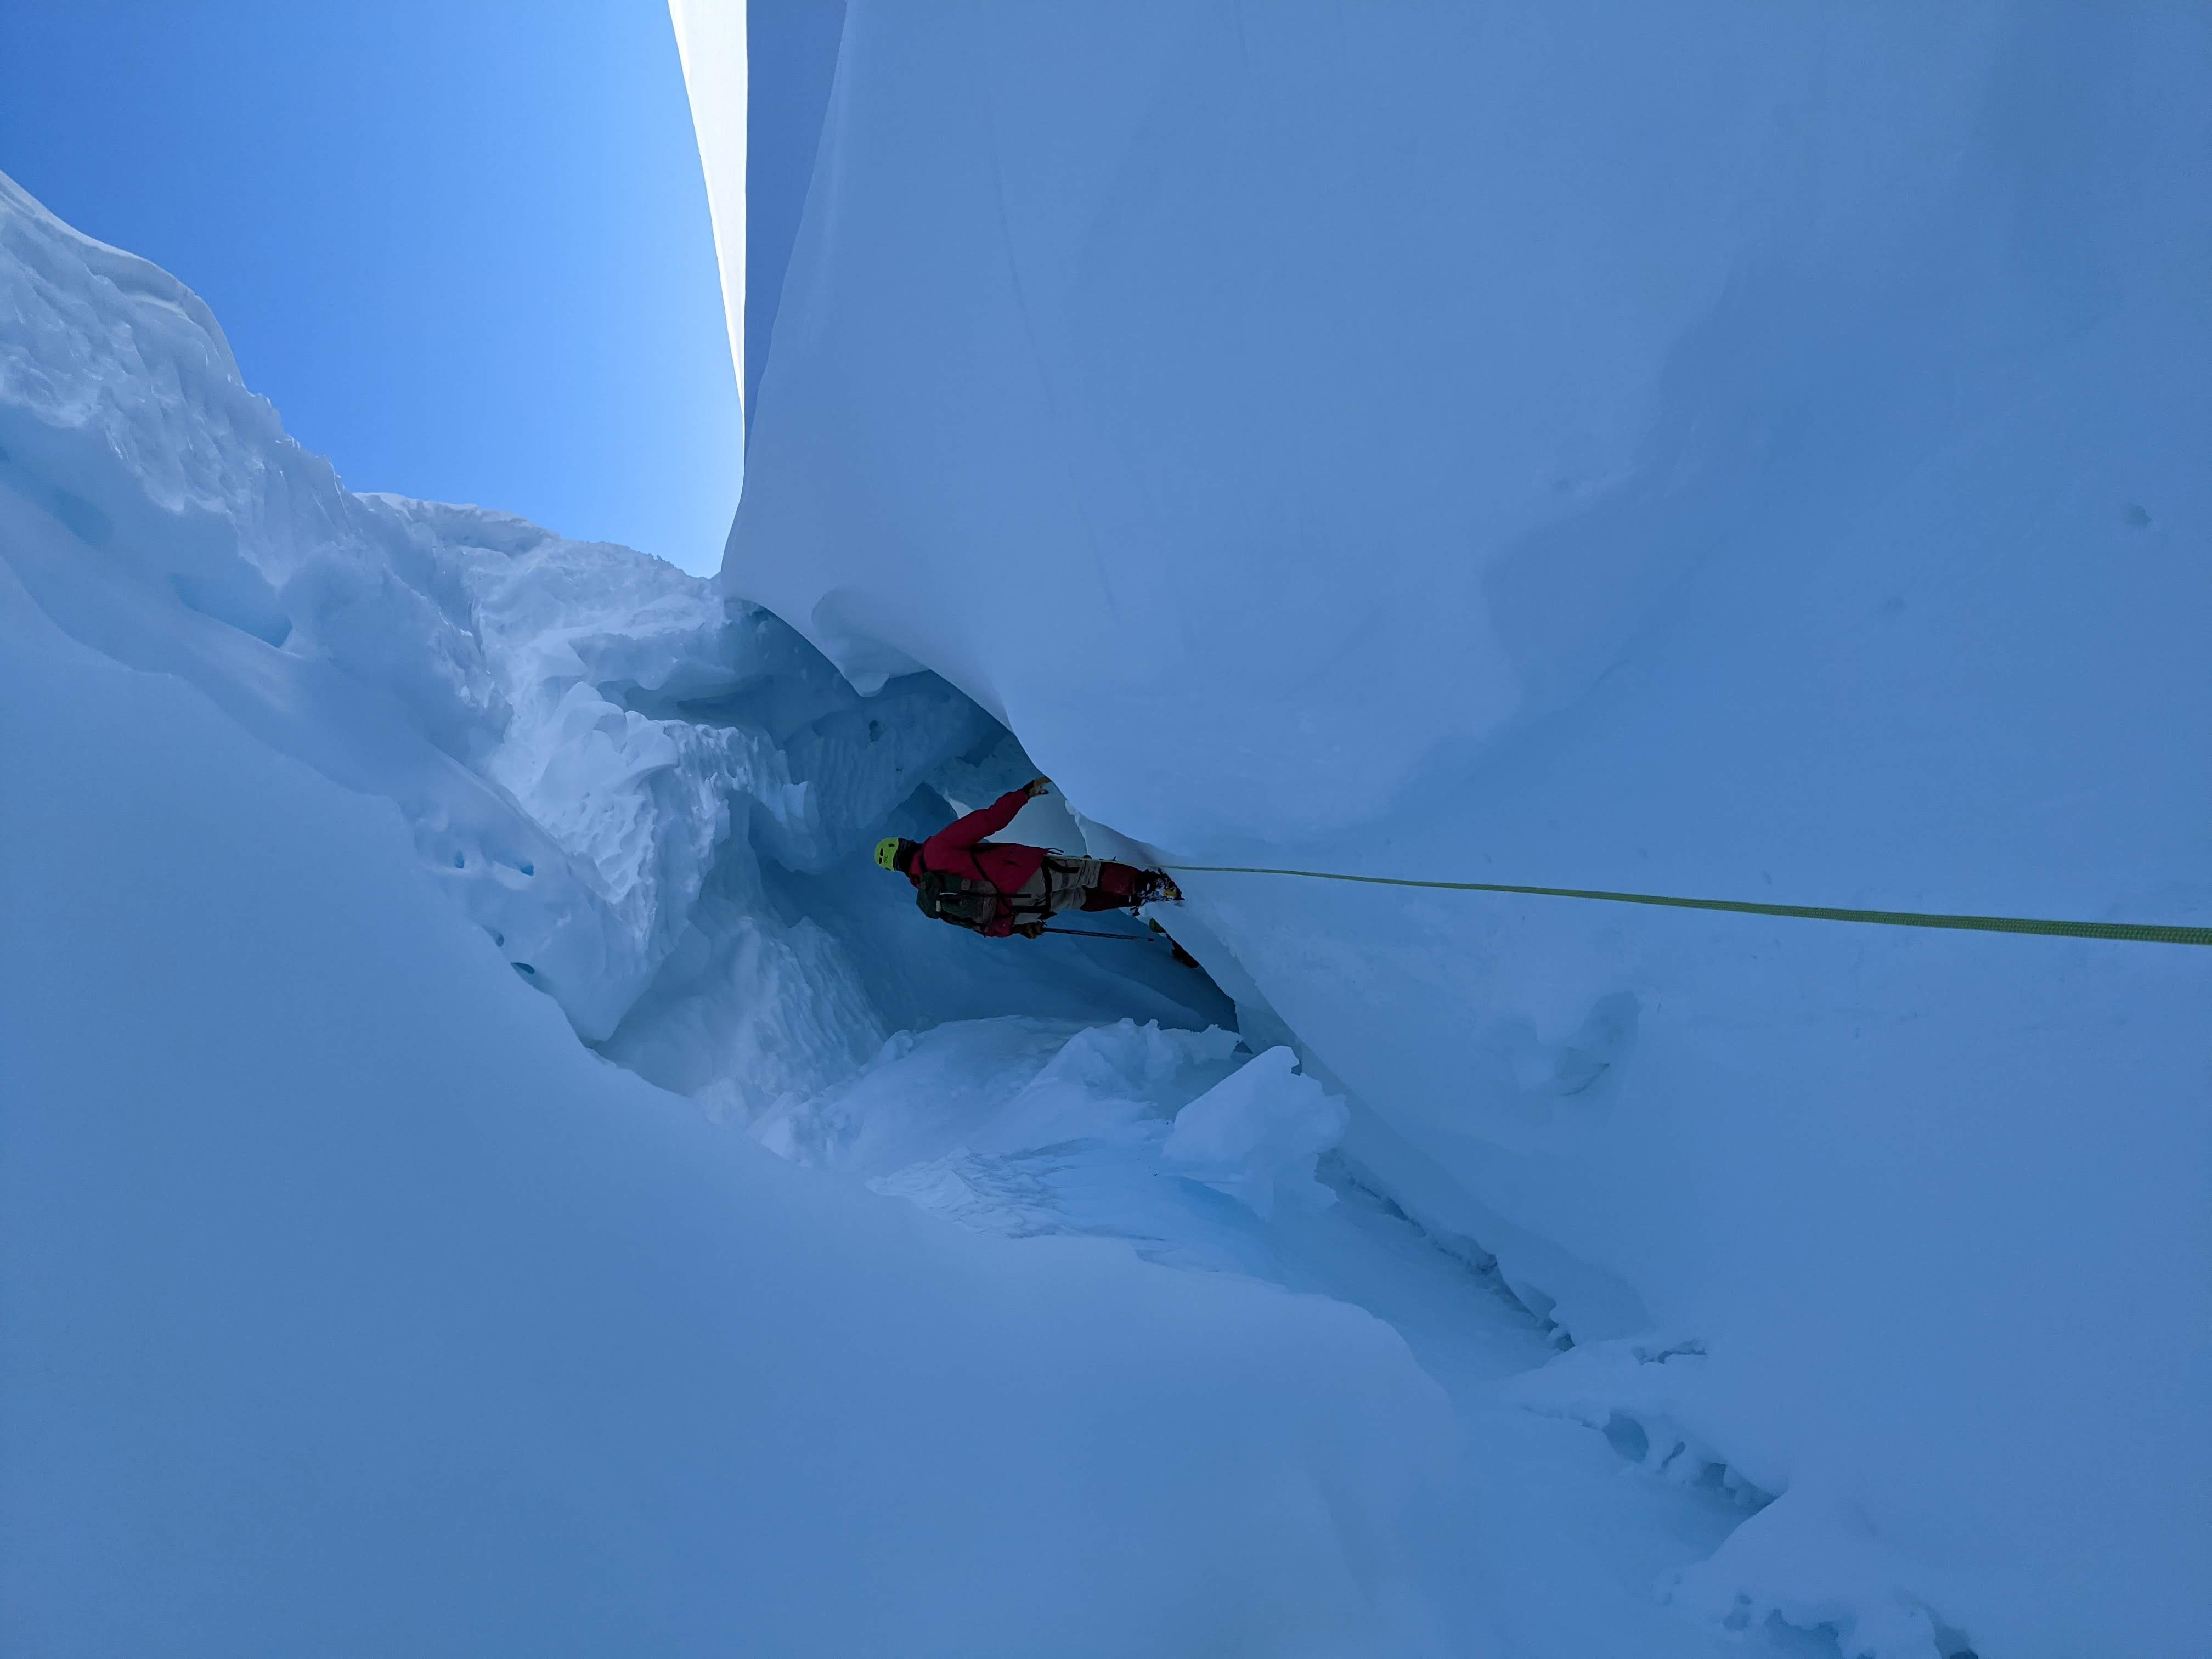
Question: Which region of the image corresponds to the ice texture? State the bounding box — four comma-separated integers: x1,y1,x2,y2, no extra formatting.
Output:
0,166,1219,1097
0,166,1458,1656
6,0,2210,1644
0,590,1458,1654
1163,1045,1349,1220
701,7,2212,1654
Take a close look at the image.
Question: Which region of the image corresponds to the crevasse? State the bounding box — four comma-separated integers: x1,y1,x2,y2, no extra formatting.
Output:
2,158,1792,1657
5,0,2209,1643
685,5,2211,1656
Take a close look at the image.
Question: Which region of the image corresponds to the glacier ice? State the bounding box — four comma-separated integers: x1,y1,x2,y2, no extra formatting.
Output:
0,164,1220,1100
2,155,1883,1657
696,6,2212,1655
1162,1045,1349,1220
0,592,1463,1654
0,166,1469,1655
7,0,2211,1648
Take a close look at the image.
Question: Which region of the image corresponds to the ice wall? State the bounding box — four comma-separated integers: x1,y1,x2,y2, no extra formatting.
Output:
4,164,1376,1654
0,166,1217,1116
1,560,1450,1656
697,6,2212,1652
672,0,847,431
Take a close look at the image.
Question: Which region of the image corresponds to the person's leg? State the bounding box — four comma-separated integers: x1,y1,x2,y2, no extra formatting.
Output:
1040,856,1101,917
1080,861,1145,911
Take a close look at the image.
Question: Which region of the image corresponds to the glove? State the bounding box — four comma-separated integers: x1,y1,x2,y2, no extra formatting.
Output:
1024,776,1051,798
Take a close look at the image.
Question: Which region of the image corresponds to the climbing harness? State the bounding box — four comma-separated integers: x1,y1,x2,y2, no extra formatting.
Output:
1160,865,2212,948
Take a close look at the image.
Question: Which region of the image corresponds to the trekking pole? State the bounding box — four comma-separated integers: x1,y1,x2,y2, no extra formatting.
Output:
1039,926,1152,941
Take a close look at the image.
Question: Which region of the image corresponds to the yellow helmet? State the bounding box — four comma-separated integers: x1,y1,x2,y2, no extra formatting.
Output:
874,837,905,871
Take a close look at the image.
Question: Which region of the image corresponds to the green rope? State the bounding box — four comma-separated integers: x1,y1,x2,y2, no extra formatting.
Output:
1162,866,2212,948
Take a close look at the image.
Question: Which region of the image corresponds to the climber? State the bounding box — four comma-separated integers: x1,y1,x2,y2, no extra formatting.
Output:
874,777,1181,938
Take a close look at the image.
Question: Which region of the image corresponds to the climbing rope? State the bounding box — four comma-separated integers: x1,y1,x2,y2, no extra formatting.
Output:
1161,865,2212,948
1040,924,1150,941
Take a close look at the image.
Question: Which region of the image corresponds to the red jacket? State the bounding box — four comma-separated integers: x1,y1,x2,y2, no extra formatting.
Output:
909,788,1046,936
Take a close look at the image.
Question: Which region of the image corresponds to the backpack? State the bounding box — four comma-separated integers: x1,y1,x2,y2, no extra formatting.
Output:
915,869,1011,933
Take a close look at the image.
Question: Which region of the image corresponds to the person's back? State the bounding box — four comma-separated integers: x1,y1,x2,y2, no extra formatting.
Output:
876,778,1178,936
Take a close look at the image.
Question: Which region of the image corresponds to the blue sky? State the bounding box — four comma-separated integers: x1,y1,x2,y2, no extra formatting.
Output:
0,2,740,575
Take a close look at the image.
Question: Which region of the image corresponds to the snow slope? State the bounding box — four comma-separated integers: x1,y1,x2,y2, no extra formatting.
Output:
0,163,1218,1102
1,168,1476,1655
4,150,1894,1658
0,575,1462,1656
705,7,2212,1654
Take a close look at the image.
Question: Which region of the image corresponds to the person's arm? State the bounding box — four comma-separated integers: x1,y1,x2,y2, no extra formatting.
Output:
928,785,1036,851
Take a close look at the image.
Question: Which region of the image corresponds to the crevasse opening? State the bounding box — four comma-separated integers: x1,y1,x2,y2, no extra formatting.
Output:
1,157,1753,1656
10,0,2212,1643
7,160,1528,1655
689,5,2209,1655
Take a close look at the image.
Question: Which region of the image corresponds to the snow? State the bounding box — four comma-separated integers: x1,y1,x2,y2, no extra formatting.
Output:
7,0,2209,1645
3,154,1847,1656
707,6,2212,1655
667,0,749,418
0,162,1218,1097
1163,1045,1350,1220
0,168,1457,1655
0,605,1466,1655
750,1011,1854,1657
